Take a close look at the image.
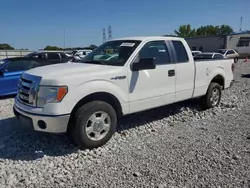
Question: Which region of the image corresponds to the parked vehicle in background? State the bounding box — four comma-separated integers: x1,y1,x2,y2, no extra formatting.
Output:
194,52,224,60
0,56,68,97
26,51,72,63
13,36,234,149
71,50,92,62
217,49,239,63
191,50,202,56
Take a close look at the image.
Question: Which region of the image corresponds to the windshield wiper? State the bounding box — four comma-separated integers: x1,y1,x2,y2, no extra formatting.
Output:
81,60,107,65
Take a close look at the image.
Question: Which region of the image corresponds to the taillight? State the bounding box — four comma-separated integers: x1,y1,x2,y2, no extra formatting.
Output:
232,63,235,73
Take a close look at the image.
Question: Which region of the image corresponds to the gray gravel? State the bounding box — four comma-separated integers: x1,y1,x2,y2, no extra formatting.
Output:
0,60,250,188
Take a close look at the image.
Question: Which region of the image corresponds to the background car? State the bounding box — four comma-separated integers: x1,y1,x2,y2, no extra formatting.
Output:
71,50,92,62
217,49,239,63
25,51,72,63
0,56,67,97
194,52,225,60
191,50,202,56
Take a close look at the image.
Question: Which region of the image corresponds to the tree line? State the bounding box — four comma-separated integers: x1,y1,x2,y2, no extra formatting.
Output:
0,24,237,50
0,43,98,51
171,24,234,38
43,44,98,51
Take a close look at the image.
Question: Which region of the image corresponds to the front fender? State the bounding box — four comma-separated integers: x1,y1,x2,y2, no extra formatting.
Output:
43,80,129,115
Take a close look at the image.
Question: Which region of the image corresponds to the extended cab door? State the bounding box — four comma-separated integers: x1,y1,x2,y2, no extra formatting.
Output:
168,40,195,102
0,60,31,96
128,40,176,113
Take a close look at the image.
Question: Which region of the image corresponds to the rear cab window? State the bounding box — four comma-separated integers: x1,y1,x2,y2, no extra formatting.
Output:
171,40,189,63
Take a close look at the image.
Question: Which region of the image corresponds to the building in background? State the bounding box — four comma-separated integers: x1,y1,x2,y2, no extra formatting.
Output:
185,31,250,58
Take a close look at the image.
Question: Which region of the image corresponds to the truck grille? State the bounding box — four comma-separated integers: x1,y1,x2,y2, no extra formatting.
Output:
17,73,42,107
18,78,33,105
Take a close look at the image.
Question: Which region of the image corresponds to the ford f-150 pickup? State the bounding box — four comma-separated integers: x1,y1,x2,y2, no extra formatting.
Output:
13,36,234,149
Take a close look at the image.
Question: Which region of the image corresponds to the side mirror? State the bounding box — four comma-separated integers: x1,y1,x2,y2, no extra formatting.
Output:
0,69,7,76
131,58,156,71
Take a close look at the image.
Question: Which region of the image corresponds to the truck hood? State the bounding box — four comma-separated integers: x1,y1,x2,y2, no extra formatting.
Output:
24,63,125,85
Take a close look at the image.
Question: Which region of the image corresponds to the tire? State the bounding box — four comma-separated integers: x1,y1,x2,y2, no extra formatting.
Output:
69,101,117,149
200,82,222,110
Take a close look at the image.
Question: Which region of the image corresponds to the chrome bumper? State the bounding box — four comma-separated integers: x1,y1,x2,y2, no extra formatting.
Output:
13,105,70,134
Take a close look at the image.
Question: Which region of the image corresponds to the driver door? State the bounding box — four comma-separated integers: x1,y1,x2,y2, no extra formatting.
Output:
128,40,176,113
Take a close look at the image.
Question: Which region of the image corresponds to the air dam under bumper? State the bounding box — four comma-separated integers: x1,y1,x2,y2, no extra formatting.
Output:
13,105,70,134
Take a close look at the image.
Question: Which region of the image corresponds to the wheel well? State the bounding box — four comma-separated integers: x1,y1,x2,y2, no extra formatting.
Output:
69,92,123,121
211,75,225,89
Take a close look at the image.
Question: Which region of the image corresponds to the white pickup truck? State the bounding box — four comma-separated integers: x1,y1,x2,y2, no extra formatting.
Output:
13,36,234,149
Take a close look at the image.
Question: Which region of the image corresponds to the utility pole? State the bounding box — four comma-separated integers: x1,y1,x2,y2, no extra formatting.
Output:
239,17,243,32
63,28,66,51
102,28,106,43
108,25,112,40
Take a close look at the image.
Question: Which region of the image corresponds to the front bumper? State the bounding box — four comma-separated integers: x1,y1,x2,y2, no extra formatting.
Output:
13,104,70,134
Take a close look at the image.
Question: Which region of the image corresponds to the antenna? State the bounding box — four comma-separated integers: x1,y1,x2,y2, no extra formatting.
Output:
102,28,106,43
108,25,112,40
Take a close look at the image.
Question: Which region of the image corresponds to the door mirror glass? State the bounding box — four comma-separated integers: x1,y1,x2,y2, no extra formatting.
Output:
131,58,156,71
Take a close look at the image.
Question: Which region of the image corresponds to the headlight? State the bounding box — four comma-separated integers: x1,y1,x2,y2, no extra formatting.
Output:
36,86,68,107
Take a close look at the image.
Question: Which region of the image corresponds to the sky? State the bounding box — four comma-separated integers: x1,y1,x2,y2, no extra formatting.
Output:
0,0,249,50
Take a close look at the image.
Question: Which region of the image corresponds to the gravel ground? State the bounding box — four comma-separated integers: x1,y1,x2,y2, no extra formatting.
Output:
0,60,250,188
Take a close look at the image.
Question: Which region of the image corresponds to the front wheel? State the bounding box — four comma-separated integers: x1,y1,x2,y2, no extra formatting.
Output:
200,82,222,110
69,101,117,149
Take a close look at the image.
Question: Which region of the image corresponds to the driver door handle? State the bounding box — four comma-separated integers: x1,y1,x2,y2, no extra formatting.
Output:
168,69,175,77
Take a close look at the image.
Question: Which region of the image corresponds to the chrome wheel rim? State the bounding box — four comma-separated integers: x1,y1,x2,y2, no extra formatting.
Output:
85,111,111,141
210,88,220,106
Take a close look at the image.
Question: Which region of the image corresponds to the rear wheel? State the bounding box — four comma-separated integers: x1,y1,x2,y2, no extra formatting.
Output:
200,82,222,110
69,101,117,149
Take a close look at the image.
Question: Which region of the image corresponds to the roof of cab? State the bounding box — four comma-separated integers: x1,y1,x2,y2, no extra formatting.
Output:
110,36,183,42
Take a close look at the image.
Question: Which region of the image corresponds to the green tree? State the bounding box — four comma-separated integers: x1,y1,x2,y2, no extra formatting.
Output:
44,45,63,50
218,24,233,35
0,43,15,50
173,24,234,38
195,24,233,36
174,24,196,38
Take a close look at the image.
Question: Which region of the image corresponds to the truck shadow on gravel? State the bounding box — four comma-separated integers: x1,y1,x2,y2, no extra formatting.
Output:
117,98,201,132
0,117,77,161
0,94,16,100
241,74,250,78
0,99,201,161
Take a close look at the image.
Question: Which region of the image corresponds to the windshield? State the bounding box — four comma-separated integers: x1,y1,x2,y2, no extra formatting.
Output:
80,40,141,66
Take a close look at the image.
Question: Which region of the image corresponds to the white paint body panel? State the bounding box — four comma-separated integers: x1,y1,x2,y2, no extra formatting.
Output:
16,36,234,118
